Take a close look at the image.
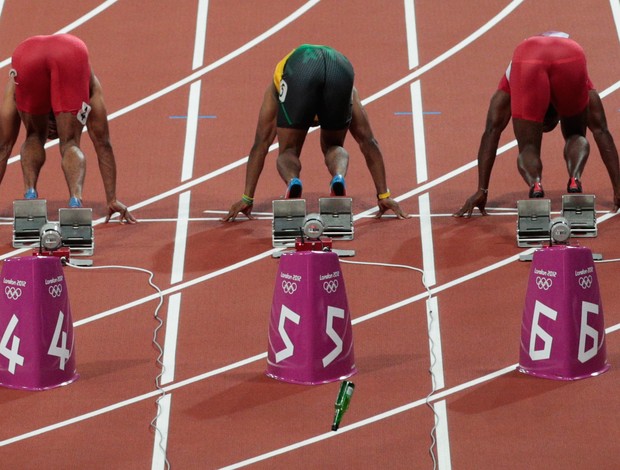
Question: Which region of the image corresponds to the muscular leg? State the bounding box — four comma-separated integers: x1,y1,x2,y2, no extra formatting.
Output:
320,128,349,177
561,111,589,180
18,112,48,194
275,127,307,184
564,135,589,177
513,117,544,186
55,112,86,201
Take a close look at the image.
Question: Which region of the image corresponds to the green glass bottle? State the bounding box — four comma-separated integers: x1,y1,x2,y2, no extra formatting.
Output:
331,381,355,431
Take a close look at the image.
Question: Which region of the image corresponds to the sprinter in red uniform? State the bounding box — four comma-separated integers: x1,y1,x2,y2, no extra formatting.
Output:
454,32,620,217
0,34,135,223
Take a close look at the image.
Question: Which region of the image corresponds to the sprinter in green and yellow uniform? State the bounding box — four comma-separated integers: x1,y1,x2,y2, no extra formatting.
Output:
223,44,409,221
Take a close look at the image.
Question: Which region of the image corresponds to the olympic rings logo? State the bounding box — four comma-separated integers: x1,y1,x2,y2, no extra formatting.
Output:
536,276,553,291
48,284,63,298
323,280,339,294
578,275,593,289
5,286,22,300
282,281,297,294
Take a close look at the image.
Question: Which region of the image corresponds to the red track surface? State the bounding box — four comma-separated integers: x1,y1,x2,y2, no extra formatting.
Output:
1,1,619,468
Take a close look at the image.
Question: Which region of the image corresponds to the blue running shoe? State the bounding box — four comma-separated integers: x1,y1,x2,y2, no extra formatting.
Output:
330,174,346,196
68,197,82,208
24,188,38,199
285,178,303,199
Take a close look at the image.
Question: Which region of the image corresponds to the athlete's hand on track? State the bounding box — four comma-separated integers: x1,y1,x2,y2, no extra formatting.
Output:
222,200,255,222
453,190,488,218
376,198,410,219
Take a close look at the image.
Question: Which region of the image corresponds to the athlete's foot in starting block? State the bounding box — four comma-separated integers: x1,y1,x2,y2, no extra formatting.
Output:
567,177,582,193
330,174,346,196
68,197,82,208
285,178,303,199
24,188,38,199
529,181,544,198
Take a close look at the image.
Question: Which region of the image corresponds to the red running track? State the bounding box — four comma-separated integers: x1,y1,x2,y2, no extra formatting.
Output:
0,1,619,468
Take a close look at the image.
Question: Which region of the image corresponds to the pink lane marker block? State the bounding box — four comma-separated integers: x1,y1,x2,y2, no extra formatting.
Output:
0,256,78,390
266,250,357,385
518,245,610,380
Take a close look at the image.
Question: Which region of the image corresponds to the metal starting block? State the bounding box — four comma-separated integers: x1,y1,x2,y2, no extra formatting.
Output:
319,197,354,240
516,199,551,248
13,199,48,247
59,208,94,256
561,194,597,238
272,199,307,247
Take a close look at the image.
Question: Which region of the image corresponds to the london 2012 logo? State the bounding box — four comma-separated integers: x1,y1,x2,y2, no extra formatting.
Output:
281,280,297,294
4,286,22,300
578,275,593,289
323,280,339,293
535,276,553,291
48,284,63,298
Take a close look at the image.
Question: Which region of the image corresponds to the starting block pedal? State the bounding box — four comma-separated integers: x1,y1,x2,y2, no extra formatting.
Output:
59,208,94,256
516,199,551,248
561,194,596,238
319,197,354,240
272,199,307,247
13,199,48,247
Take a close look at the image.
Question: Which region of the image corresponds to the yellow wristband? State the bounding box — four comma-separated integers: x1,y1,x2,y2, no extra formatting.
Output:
377,190,391,200
241,194,254,205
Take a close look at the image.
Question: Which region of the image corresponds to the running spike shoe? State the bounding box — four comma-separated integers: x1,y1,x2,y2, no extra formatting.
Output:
68,197,83,208
529,182,545,198
330,174,346,196
24,188,38,199
285,178,303,199
567,177,582,193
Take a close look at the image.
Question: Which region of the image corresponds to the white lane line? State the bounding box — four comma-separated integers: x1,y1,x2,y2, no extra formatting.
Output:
181,81,202,182
161,294,182,385
0,0,120,69
405,4,449,462
152,2,210,466
192,0,209,70
170,191,192,284
419,194,437,287
610,0,620,46
410,81,428,184
151,393,172,470
404,0,419,69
